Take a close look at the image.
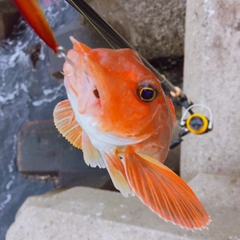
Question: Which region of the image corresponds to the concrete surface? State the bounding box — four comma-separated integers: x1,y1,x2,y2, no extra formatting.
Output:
1,0,185,59
17,119,111,189
86,0,185,59
179,0,240,238
181,0,240,181
6,175,240,240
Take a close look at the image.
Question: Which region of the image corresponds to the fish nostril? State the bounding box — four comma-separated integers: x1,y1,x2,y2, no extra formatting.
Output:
93,87,100,99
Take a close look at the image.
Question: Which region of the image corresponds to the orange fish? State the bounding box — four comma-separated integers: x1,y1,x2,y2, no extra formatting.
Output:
53,36,210,229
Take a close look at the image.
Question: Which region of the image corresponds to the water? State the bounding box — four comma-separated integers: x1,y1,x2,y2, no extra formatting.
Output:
0,1,79,238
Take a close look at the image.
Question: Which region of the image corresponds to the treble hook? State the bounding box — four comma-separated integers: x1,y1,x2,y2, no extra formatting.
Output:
56,46,76,77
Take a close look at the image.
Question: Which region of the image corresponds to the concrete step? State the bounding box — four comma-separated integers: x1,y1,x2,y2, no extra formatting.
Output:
17,119,111,189
6,173,240,240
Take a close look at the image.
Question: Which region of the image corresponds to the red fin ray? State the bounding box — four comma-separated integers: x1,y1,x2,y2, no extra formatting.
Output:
124,146,210,229
81,131,105,168
104,151,133,197
53,100,82,148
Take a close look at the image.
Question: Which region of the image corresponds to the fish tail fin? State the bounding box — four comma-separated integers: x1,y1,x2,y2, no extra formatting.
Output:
124,146,211,230
53,99,82,149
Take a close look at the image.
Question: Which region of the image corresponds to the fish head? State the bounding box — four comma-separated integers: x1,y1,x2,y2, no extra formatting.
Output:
64,37,175,139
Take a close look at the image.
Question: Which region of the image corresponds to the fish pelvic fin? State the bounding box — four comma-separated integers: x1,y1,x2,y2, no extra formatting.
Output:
124,146,211,230
104,151,133,197
53,100,82,149
82,132,105,168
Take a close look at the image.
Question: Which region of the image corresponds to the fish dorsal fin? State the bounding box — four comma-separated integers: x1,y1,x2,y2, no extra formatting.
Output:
104,151,133,197
70,36,90,53
124,146,211,230
53,100,82,149
82,131,105,168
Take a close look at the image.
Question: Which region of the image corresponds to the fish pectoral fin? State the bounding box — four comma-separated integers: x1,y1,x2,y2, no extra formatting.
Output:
82,131,105,168
53,100,82,149
104,151,133,197
124,146,211,230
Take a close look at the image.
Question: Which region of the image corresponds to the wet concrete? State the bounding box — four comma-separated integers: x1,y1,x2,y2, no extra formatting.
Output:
0,2,79,238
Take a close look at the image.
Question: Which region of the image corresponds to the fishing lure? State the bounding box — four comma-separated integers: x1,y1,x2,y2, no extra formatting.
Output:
14,0,59,53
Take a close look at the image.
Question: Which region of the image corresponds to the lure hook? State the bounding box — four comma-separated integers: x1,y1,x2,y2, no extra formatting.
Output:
56,46,76,77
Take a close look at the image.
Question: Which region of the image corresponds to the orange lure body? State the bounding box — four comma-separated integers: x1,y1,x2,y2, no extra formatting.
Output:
13,0,59,53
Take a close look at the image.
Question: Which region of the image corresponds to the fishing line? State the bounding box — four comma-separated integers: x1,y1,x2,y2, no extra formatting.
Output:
65,0,213,138
68,1,116,50
66,0,180,95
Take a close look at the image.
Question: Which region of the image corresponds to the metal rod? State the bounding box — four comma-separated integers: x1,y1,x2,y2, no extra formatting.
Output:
66,0,179,93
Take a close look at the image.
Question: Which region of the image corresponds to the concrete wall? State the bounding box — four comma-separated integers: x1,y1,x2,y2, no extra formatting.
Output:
182,0,240,181
86,0,186,59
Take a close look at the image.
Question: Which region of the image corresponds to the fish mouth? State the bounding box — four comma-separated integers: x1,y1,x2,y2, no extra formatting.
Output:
93,87,100,99
84,72,100,100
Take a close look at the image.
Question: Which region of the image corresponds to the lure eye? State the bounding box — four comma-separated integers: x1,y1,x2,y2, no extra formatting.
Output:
137,85,157,102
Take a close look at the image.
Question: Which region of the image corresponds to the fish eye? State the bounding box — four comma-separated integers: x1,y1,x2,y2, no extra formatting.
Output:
137,85,157,102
